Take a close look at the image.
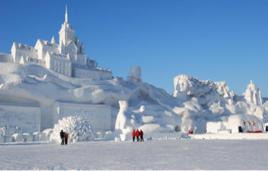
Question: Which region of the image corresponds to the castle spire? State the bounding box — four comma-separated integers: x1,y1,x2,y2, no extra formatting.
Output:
65,5,68,23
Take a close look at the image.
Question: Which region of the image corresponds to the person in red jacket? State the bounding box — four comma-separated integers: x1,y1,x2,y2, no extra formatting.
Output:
132,129,136,142
135,129,140,142
139,129,144,142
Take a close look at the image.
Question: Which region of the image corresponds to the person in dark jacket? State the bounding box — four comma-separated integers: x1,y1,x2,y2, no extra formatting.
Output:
139,129,144,142
64,132,69,145
132,129,136,142
60,130,65,145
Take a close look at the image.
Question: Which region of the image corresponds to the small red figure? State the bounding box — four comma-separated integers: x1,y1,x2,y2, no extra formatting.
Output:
132,129,136,142
135,129,140,142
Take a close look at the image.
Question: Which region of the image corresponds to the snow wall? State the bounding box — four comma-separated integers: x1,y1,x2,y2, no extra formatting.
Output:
0,104,41,134
73,67,112,80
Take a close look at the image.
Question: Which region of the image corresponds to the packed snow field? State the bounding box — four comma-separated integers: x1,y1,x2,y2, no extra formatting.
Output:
0,139,268,170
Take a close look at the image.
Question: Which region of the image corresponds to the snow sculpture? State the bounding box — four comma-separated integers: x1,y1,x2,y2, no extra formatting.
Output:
11,133,23,142
264,101,268,113
215,81,234,99
41,129,53,141
8,6,112,79
178,98,207,133
244,80,263,106
227,114,263,133
209,102,224,115
140,106,146,114
173,75,235,109
0,127,6,137
32,132,41,141
0,127,7,143
50,116,95,144
128,66,142,83
115,101,128,130
173,74,218,103
183,97,202,113
19,56,25,64
206,121,228,133
207,114,263,134
253,106,264,120
180,110,193,133
173,75,193,97
115,100,132,141
22,133,33,142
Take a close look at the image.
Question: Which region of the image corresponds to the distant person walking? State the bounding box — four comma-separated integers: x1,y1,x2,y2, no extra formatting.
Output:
64,132,69,145
135,129,140,142
139,129,144,142
60,130,65,145
132,129,136,142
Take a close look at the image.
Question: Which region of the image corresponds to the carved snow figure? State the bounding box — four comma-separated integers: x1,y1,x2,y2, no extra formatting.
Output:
173,75,193,97
173,75,235,111
0,127,7,143
19,56,25,64
209,102,224,115
244,80,263,106
180,110,193,133
11,133,23,142
139,105,145,113
215,81,234,99
115,101,128,130
115,100,133,141
128,66,142,83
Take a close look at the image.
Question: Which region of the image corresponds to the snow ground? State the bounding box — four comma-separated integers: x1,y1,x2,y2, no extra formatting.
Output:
190,133,268,140
0,140,268,170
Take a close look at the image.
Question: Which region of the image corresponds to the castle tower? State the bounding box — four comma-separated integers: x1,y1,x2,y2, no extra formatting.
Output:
59,5,76,54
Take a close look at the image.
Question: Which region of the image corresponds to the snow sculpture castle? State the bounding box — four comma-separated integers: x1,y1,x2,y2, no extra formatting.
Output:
10,6,112,79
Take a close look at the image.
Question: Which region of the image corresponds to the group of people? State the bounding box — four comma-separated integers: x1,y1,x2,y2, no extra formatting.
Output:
132,129,144,142
60,130,69,145
60,129,143,144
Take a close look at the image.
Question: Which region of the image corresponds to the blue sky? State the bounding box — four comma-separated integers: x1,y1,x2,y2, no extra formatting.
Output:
0,0,268,96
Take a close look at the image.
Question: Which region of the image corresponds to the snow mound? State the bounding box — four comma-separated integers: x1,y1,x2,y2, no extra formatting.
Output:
50,116,95,144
